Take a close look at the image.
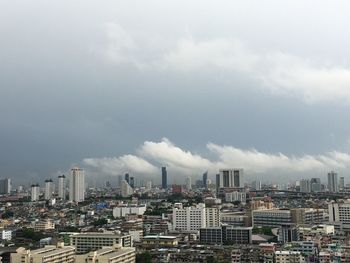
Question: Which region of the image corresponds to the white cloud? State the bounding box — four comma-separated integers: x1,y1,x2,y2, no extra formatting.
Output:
102,24,350,103
83,138,350,181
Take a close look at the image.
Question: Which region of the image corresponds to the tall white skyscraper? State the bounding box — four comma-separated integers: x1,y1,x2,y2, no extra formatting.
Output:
218,169,244,188
328,171,338,192
44,179,54,200
58,175,66,200
185,176,192,190
31,184,40,201
69,167,85,202
0,178,11,195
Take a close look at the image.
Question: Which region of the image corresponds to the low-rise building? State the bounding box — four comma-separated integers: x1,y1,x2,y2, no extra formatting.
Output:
141,235,179,248
75,245,135,263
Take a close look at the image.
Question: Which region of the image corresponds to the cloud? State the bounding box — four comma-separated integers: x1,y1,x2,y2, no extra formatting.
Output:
83,138,350,181
102,24,350,103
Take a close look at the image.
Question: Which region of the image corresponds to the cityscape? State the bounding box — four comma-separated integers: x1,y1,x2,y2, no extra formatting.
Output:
2,1,350,263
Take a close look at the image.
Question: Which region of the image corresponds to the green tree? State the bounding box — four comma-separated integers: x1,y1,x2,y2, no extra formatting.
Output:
136,251,152,263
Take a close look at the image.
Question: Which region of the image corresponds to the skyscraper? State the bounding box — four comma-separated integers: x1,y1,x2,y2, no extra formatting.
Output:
300,179,311,193
185,176,192,190
58,175,66,200
121,180,133,197
69,167,85,202
31,184,40,201
310,178,321,192
218,169,244,188
339,177,345,189
0,178,11,195
203,172,208,188
328,171,338,192
44,179,53,200
162,167,167,189
129,177,135,188
125,173,130,184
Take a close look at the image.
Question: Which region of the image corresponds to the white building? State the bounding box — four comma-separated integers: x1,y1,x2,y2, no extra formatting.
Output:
58,175,66,200
217,169,244,188
69,167,85,203
328,201,350,232
44,179,54,200
206,207,220,227
146,181,152,190
0,229,12,240
225,191,247,204
328,171,338,192
185,176,192,190
113,204,147,218
0,178,11,195
173,203,207,232
75,245,135,263
121,180,133,198
31,184,40,202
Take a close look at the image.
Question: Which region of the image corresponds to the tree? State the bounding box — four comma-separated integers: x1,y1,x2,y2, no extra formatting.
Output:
136,251,152,263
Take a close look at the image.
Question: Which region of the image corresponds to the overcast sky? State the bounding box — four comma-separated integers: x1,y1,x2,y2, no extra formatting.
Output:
2,0,350,185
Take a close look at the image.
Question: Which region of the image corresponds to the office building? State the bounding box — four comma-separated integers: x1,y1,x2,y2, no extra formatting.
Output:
11,243,75,263
185,176,192,190
75,245,136,263
129,177,134,188
69,167,85,203
173,203,206,232
70,232,131,254
252,209,292,228
300,179,311,193
121,180,133,197
146,180,152,190
113,204,147,218
0,178,11,195
58,175,66,200
339,176,345,189
328,201,350,232
310,178,321,192
251,180,261,190
44,179,54,200
124,173,130,184
328,171,338,192
200,226,252,245
278,224,300,244
225,191,247,204
162,167,167,189
31,184,40,201
203,171,208,188
217,169,244,188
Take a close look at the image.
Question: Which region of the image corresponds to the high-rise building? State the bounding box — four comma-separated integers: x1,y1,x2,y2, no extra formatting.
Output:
146,180,152,190
129,177,135,188
328,171,338,192
310,178,321,192
121,180,133,197
217,169,244,189
203,172,208,188
118,175,123,187
69,167,85,203
125,173,130,184
0,178,11,195
339,177,345,189
300,179,311,193
44,179,54,200
161,167,167,189
58,175,66,200
31,184,40,201
251,180,261,190
185,176,192,190
173,203,206,232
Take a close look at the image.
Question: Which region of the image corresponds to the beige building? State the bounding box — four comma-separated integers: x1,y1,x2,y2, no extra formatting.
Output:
275,251,305,263
75,245,135,263
34,218,55,231
11,243,75,263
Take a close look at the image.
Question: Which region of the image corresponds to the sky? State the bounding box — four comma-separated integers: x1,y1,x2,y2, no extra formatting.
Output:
2,0,350,185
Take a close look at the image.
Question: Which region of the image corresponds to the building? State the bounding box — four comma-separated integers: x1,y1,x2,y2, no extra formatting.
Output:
173,203,206,232
70,232,131,254
75,245,135,263
185,176,192,190
162,166,167,189
172,184,182,193
217,169,244,189
141,235,179,248
328,201,350,232
0,178,11,195
129,177,135,188
58,175,66,200
252,209,292,228
310,178,321,192
11,243,75,263
221,212,249,227
328,171,338,192
339,176,345,189
278,224,299,244
0,230,12,241
200,226,252,245
225,191,247,204
44,179,54,200
121,180,133,197
205,207,220,227
252,180,261,190
31,184,40,201
146,180,152,190
203,171,208,188
34,219,55,231
124,173,130,184
113,204,147,218
69,167,85,202
300,179,311,193
275,251,305,263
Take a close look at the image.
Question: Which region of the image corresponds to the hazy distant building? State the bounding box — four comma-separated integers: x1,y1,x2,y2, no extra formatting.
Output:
31,184,40,201
0,178,11,195
129,177,135,188
310,178,321,192
328,171,338,192
217,169,244,189
339,177,345,189
203,172,208,188
124,173,130,184
300,179,311,193
146,180,152,190
44,179,54,200
185,177,192,190
162,167,167,189
58,175,66,200
251,180,261,190
69,167,85,202
121,180,133,197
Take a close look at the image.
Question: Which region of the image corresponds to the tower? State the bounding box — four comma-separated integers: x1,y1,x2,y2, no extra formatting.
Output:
0,178,11,195
218,169,244,188
31,184,40,201
69,167,85,202
58,175,66,200
44,179,53,200
203,172,208,188
328,171,338,192
185,176,192,190
162,167,167,189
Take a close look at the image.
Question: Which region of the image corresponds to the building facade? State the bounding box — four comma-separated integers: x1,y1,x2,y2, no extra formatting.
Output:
69,167,85,203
